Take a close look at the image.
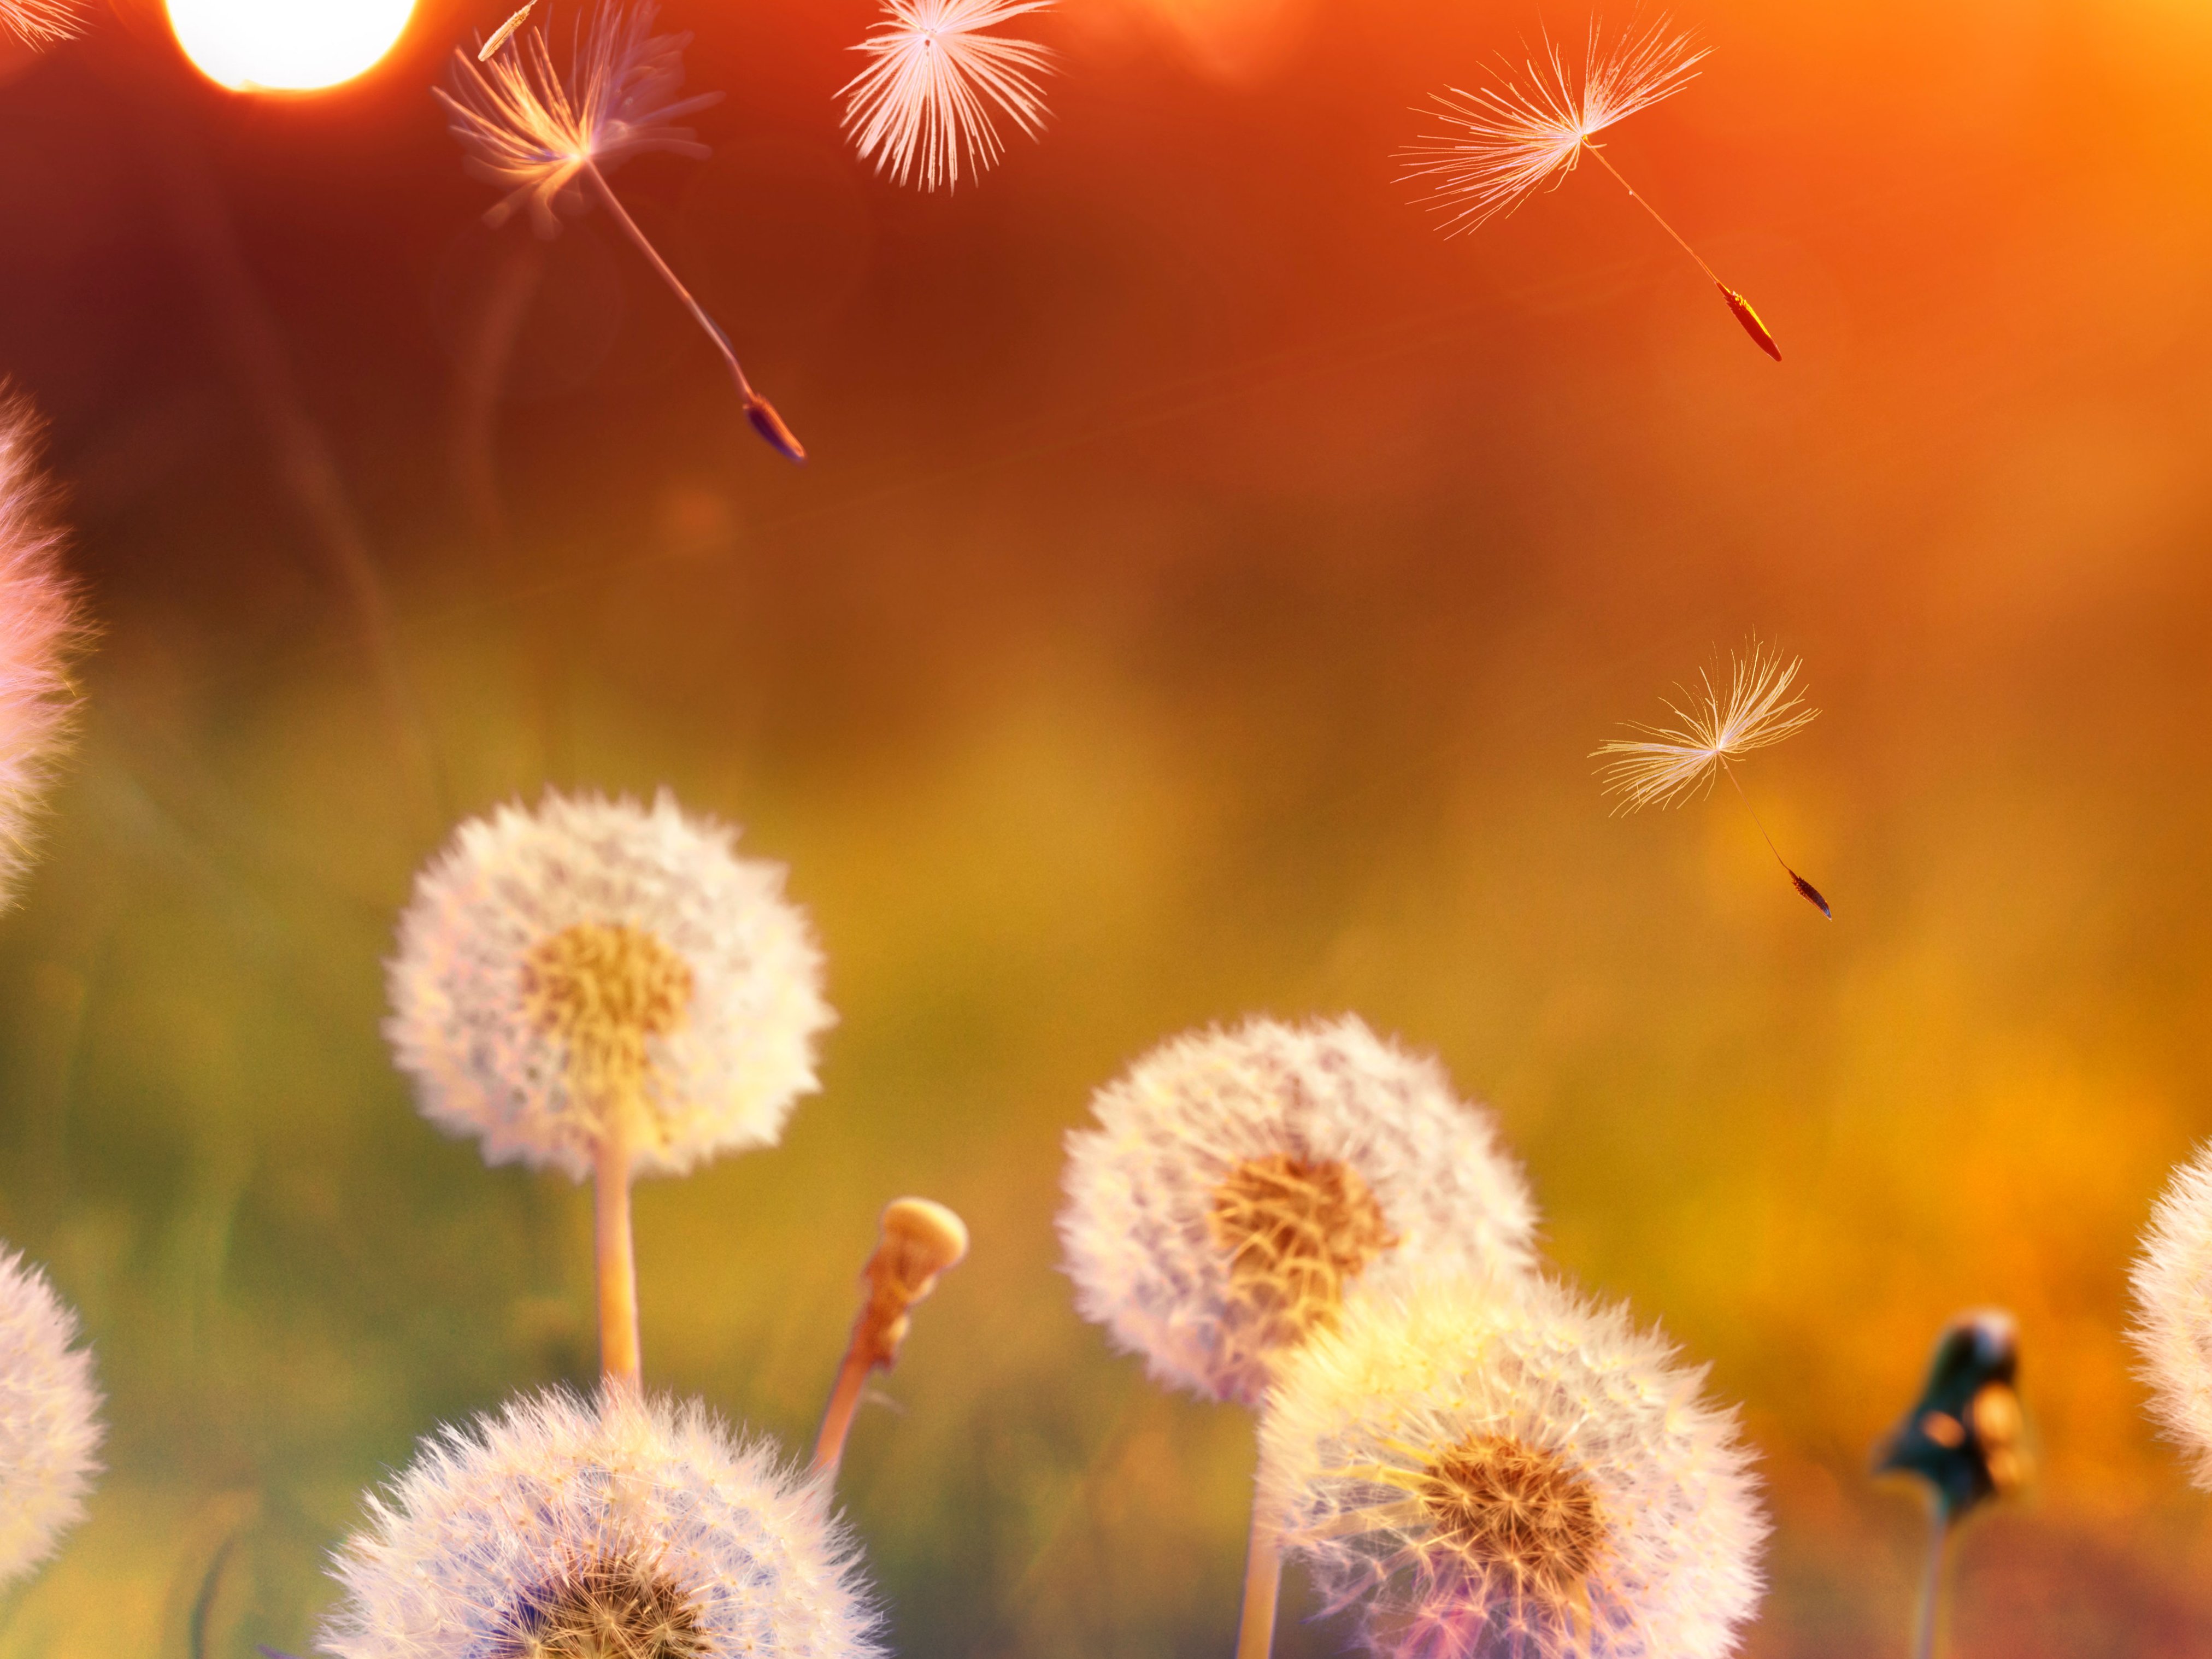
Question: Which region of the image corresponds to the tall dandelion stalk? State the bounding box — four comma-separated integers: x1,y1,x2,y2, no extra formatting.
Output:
841,1,1055,191
437,2,809,460
1059,1016,1538,1659
1397,18,1781,360
1873,1312,2026,1659
386,790,833,1389
812,1198,970,1481
1593,642,1831,917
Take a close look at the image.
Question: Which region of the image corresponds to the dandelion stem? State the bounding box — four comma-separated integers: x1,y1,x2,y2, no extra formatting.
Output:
1233,1490,1282,1659
1912,1505,1951,1659
811,1344,875,1480
1721,761,1832,919
581,162,806,462
1584,143,1719,284
593,1097,642,1390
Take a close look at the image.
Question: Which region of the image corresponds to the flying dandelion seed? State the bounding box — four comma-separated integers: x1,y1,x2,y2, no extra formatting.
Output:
1398,18,1781,360
1593,643,1831,917
0,0,80,47
0,1246,103,1590
841,0,1054,191
436,2,808,460
1261,1275,1767,1659
479,2,535,61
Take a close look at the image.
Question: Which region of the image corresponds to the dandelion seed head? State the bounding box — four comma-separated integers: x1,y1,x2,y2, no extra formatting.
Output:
386,788,833,1182
840,0,1054,192
1397,19,1705,236
0,395,87,911
0,1246,103,1589
318,1386,882,1659
1592,643,1819,814
2133,1146,2212,1486
437,2,721,234
1058,1015,1537,1406
1,0,80,48
1260,1275,1766,1659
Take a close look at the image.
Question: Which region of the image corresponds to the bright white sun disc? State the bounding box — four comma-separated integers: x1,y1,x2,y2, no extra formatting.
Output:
167,0,420,92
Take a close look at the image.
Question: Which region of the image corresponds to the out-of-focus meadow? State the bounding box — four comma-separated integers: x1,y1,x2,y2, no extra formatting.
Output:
3,0,2212,1652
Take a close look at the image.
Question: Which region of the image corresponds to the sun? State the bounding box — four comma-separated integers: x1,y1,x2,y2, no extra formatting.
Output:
167,0,420,92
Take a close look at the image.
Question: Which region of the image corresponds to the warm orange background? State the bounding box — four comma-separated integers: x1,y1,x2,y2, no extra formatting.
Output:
2,0,2211,1653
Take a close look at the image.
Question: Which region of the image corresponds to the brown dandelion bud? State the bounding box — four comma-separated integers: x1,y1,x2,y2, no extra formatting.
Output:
813,1197,970,1478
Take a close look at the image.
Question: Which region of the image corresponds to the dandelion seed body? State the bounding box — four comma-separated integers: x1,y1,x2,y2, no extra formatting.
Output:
0,1246,103,1589
1058,1015,1536,1408
1260,1275,1767,1659
318,1386,883,1659
2134,1149,2212,1486
437,3,805,459
1397,19,1780,358
0,396,86,910
0,0,80,48
841,0,1054,191
480,3,536,62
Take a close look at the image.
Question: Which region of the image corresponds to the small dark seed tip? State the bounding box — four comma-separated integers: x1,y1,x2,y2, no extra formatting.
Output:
1717,284,1782,362
1790,870,1833,919
745,397,807,463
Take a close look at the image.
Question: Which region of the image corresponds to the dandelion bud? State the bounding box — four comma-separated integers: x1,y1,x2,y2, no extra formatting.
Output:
1059,1015,1536,1406
0,1246,103,1590
1873,1310,2027,1519
744,396,808,464
856,1198,969,1369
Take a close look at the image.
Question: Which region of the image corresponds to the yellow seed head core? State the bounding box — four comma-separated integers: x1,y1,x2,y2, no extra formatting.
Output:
1417,1434,1605,1602
495,1551,708,1659
1208,1152,1398,1362
521,921,695,1103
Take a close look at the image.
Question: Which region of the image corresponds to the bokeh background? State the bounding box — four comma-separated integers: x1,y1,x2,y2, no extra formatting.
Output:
2,0,2211,1651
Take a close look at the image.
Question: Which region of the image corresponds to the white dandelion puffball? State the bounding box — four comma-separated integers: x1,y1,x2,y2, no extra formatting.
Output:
320,1386,881,1659
2132,1140,2212,1484
1260,1275,1766,1659
387,789,833,1181
1058,1015,1538,1406
0,1245,103,1589
0,396,87,909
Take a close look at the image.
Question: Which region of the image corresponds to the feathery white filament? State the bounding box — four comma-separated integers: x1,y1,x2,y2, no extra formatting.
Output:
1058,1015,1537,1406
0,395,85,909
1592,644,1819,814
2132,1142,2212,1486
0,1246,103,1589
1,0,80,46
319,1386,882,1658
1399,20,1706,235
1260,1275,1766,1659
436,2,721,234
841,0,1054,192
386,788,833,1181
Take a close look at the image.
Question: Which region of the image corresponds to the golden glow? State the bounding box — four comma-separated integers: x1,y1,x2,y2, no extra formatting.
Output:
167,0,418,92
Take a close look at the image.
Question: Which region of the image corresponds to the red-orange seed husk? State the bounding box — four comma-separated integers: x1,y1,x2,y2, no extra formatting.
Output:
1718,285,1782,361
745,396,807,463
